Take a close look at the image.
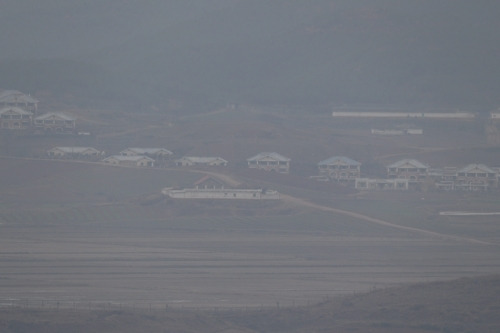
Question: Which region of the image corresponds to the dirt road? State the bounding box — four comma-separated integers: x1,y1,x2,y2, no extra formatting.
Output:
197,170,494,246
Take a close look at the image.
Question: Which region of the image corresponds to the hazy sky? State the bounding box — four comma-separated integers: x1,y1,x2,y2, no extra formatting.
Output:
2,1,499,107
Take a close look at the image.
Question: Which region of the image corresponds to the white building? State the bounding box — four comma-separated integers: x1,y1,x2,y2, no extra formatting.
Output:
0,90,38,112
333,111,474,119
162,174,280,200
175,156,228,167
318,156,361,183
102,155,154,167
119,148,173,159
163,188,280,200
454,164,498,191
0,107,33,129
47,147,103,159
34,112,76,132
247,152,291,173
355,178,409,190
387,159,429,182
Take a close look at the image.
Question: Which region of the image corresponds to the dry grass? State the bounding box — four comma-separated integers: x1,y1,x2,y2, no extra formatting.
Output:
1,275,499,332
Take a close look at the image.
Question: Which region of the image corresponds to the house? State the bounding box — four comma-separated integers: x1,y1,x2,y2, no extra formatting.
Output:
355,178,409,190
0,90,38,112
102,155,155,167
34,112,76,132
387,159,429,182
119,148,173,159
47,147,103,159
318,156,361,183
454,164,498,191
247,152,290,173
0,107,33,129
162,175,279,200
175,156,228,167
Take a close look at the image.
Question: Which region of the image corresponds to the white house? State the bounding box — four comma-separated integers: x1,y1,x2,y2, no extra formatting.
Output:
0,107,33,129
119,148,173,159
318,156,361,183
34,112,76,132
102,155,155,167
47,147,103,159
387,159,429,182
454,164,498,191
355,178,409,190
0,90,38,112
247,152,291,173
175,156,228,167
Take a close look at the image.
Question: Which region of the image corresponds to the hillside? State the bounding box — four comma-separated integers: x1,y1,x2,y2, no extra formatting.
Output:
1,275,499,332
1,1,500,109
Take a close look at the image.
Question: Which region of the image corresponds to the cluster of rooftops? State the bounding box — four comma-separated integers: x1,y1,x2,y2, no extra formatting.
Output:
0,90,76,132
46,147,291,171
317,157,499,191
45,145,499,191
4,89,499,192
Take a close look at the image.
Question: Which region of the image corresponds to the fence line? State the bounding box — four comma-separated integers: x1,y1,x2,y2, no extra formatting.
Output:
0,292,358,314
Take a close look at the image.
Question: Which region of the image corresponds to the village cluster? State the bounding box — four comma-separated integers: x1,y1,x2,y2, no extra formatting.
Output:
45,147,500,193
0,90,76,133
2,90,500,195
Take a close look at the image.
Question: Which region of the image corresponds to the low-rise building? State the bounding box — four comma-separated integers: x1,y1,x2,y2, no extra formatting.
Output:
164,188,280,200
102,155,155,167
355,178,409,190
34,112,76,132
318,156,361,183
119,148,173,159
387,159,429,182
454,164,498,191
0,107,33,129
47,147,103,159
332,111,475,119
162,175,279,200
175,156,228,167
247,152,290,173
0,90,38,112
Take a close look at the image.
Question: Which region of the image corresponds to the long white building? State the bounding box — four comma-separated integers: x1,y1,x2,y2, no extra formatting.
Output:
162,188,280,200
332,111,475,119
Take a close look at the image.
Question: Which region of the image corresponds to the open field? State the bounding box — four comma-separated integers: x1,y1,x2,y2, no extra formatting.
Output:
1,157,500,309
1,275,500,332
2,207,500,309
1,109,500,332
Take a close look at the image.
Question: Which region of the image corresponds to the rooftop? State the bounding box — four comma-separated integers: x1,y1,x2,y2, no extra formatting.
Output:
318,156,361,166
247,152,290,162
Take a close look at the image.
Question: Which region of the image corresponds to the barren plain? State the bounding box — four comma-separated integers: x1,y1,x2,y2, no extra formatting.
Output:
1,109,500,313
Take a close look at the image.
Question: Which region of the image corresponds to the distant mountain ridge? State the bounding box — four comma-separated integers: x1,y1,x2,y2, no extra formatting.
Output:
1,1,500,110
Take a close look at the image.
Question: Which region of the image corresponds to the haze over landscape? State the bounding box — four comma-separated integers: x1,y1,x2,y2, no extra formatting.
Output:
2,1,500,108
1,1,500,332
